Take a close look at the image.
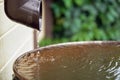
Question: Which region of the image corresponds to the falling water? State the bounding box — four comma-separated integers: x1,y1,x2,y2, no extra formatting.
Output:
39,18,42,31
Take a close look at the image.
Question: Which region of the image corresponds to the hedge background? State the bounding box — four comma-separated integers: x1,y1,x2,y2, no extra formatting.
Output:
40,0,120,46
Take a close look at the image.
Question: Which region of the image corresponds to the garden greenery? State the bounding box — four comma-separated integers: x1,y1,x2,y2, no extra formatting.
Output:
40,0,120,46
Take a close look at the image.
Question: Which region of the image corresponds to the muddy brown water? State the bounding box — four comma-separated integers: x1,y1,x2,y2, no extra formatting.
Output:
13,42,120,80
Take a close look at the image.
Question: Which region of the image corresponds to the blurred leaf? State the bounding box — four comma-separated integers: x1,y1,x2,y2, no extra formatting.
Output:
94,29,107,40
95,2,107,13
82,5,97,15
63,20,70,29
74,0,84,6
107,13,115,23
63,0,73,8
51,4,61,18
64,10,71,19
109,6,119,18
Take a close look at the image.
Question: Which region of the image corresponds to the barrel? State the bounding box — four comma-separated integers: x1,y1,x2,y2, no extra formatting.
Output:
13,41,120,80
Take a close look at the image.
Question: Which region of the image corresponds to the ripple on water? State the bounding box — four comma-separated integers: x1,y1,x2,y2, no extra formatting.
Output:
15,48,120,80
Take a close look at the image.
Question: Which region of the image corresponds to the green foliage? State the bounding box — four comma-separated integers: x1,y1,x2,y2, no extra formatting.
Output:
39,38,68,47
40,0,120,46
